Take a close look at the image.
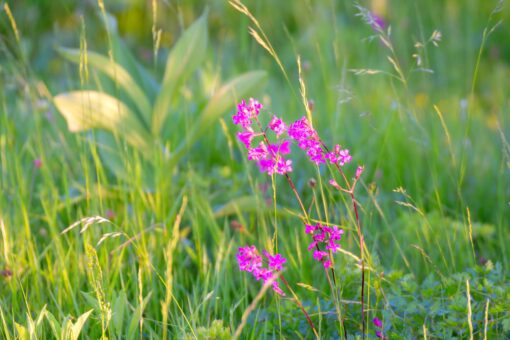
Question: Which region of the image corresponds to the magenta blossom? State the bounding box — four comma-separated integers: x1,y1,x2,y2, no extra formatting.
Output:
268,115,287,137
237,130,255,149
288,117,327,165
325,144,352,166
248,142,268,161
232,98,262,128
237,245,287,296
263,250,287,271
305,223,344,269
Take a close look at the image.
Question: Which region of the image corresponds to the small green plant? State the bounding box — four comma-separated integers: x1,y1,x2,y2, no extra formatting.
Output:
53,12,266,185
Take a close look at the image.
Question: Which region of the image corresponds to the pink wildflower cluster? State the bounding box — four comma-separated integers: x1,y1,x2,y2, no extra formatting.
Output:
287,117,352,167
305,223,344,268
233,99,292,175
236,245,287,295
232,98,262,128
233,99,355,175
325,144,352,166
288,117,324,165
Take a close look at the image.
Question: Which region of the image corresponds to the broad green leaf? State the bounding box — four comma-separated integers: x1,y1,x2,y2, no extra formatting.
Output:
95,131,129,181
54,91,152,153
57,47,151,126
110,31,159,100
197,70,267,129
152,13,208,135
71,309,93,340
169,70,267,168
113,291,127,337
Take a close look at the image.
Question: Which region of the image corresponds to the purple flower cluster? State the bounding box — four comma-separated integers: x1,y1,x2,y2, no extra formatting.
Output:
232,98,262,128
233,100,293,175
305,223,344,268
236,245,287,295
288,117,325,165
232,99,356,176
325,144,352,166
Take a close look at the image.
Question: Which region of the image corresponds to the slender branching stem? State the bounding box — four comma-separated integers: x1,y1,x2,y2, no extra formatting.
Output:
322,142,366,337
280,275,319,338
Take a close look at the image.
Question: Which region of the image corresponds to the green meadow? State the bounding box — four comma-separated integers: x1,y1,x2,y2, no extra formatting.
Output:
1,0,509,338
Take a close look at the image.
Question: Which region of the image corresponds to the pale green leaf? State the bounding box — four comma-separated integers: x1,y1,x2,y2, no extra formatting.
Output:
44,311,62,340
54,91,152,152
169,70,267,167
95,131,129,180
113,291,127,337
14,322,27,340
57,47,151,126
152,13,208,135
110,31,159,100
71,309,93,340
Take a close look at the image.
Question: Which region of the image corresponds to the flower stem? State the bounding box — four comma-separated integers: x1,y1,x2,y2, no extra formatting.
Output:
322,142,366,337
281,275,319,338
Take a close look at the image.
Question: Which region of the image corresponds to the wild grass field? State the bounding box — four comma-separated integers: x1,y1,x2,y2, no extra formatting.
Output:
1,0,509,338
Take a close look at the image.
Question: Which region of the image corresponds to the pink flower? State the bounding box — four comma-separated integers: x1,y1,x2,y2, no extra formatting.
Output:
263,250,287,271
356,165,364,179
373,317,383,328
288,116,315,142
326,144,352,166
258,158,276,175
34,159,42,169
268,115,287,137
305,224,317,234
272,281,285,296
232,98,262,128
275,158,292,175
306,143,325,165
326,240,341,253
253,267,273,281
269,140,291,155
248,142,268,161
237,130,255,149
338,149,352,166
237,245,287,296
288,117,326,165
329,226,344,241
305,223,344,268
237,246,262,273
313,250,328,261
